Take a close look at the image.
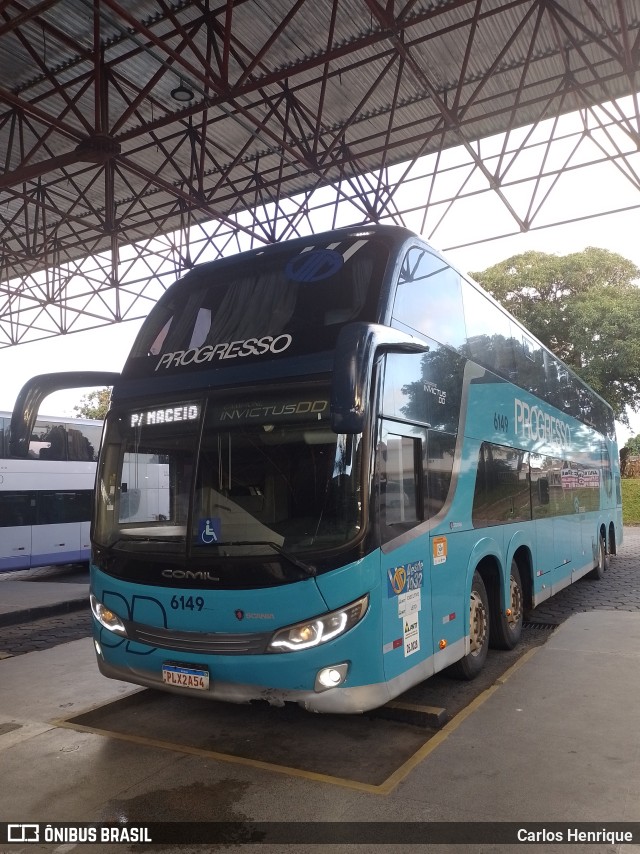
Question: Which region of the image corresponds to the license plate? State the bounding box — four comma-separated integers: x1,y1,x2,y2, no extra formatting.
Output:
162,663,209,691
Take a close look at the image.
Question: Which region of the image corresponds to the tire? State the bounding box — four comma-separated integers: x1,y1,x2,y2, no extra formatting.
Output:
449,571,490,680
587,534,608,580
490,560,523,650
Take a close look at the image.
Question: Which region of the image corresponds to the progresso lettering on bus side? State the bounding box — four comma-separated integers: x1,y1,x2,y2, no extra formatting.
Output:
514,397,572,450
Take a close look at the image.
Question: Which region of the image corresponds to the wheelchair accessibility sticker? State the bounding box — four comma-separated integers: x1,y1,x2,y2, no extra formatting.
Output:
198,517,221,544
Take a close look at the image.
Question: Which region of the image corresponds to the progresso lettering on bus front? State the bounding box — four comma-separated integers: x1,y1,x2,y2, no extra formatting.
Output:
154,334,293,370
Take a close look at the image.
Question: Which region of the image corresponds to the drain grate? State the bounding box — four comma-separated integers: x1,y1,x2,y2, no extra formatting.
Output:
522,621,558,631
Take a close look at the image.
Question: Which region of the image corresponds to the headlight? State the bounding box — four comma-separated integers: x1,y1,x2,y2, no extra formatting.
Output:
267,595,368,652
90,594,127,636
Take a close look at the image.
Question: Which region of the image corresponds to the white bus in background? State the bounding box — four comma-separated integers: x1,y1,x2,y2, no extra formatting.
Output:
0,411,103,572
120,452,171,525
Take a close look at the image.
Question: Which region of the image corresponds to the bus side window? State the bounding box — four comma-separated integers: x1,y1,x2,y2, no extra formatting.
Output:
537,477,550,505
0,492,35,527
530,453,556,517
0,415,8,456
462,278,516,379
472,443,530,527
393,249,466,349
425,430,456,518
377,426,422,543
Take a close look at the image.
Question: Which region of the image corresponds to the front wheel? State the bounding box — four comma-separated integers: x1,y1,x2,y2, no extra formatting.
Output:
490,560,524,650
449,571,490,680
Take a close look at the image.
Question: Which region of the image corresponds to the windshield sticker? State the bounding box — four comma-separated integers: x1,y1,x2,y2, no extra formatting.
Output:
198,517,221,545
285,248,344,282
284,239,369,282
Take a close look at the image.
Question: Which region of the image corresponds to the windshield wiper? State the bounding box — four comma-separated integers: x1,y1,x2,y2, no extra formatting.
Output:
212,540,316,578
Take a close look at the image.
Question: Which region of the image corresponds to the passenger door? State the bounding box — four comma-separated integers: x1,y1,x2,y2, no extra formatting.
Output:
376,422,434,685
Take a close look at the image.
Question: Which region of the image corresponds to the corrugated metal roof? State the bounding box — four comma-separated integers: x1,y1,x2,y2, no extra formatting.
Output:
0,0,638,279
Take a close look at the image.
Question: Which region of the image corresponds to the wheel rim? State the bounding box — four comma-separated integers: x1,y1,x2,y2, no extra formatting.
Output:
507,573,523,631
598,538,606,573
469,589,488,656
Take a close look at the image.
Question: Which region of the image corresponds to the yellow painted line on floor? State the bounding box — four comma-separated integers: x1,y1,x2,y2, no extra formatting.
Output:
53,647,541,796
52,717,386,793
377,646,540,794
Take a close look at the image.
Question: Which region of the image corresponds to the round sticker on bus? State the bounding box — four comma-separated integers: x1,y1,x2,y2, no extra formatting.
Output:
285,248,344,282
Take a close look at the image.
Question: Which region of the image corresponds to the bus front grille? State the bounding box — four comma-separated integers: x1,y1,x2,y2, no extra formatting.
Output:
125,621,271,655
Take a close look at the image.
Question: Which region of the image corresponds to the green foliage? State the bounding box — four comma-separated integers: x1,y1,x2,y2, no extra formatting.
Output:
623,435,640,455
621,478,640,526
73,388,111,420
472,247,640,423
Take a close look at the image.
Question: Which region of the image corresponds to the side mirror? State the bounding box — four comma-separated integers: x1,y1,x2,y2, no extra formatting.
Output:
10,371,120,457
330,323,429,434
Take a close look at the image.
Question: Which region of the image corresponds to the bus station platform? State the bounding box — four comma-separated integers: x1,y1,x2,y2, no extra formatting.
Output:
1,545,640,852
0,563,89,627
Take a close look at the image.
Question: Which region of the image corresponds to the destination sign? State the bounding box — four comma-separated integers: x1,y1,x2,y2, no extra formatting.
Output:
130,403,201,428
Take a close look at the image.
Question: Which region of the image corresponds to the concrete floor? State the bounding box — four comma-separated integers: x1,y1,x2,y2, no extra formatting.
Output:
1,608,639,853
2,534,640,852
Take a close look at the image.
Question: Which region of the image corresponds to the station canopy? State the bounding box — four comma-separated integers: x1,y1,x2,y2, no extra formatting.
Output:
0,0,639,343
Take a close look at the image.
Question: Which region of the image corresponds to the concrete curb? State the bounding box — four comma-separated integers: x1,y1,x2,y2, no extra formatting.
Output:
0,596,89,628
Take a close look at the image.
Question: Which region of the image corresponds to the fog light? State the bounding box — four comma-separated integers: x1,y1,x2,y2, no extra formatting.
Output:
94,639,102,657
315,663,349,692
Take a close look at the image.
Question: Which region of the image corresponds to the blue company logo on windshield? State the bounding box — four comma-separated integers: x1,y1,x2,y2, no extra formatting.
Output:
198,517,221,545
285,248,344,282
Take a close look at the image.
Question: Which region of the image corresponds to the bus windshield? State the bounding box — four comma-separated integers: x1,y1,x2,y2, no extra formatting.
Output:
124,235,389,376
94,394,363,559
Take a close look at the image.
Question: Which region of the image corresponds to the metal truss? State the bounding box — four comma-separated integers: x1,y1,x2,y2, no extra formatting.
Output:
0,0,639,348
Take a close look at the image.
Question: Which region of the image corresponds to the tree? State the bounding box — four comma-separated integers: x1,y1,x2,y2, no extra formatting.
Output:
471,247,640,423
74,388,111,420
623,435,640,455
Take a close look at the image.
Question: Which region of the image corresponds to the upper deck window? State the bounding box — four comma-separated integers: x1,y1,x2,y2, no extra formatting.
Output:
393,247,466,349
127,237,389,374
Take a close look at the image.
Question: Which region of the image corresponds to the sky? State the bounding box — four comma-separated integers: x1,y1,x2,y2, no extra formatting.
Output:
1,162,639,447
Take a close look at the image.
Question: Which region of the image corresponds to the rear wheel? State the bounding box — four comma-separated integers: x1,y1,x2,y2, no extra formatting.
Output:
490,560,523,650
449,571,489,680
587,534,608,580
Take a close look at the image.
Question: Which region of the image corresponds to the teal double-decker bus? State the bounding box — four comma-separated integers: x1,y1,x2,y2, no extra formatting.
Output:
11,225,622,712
